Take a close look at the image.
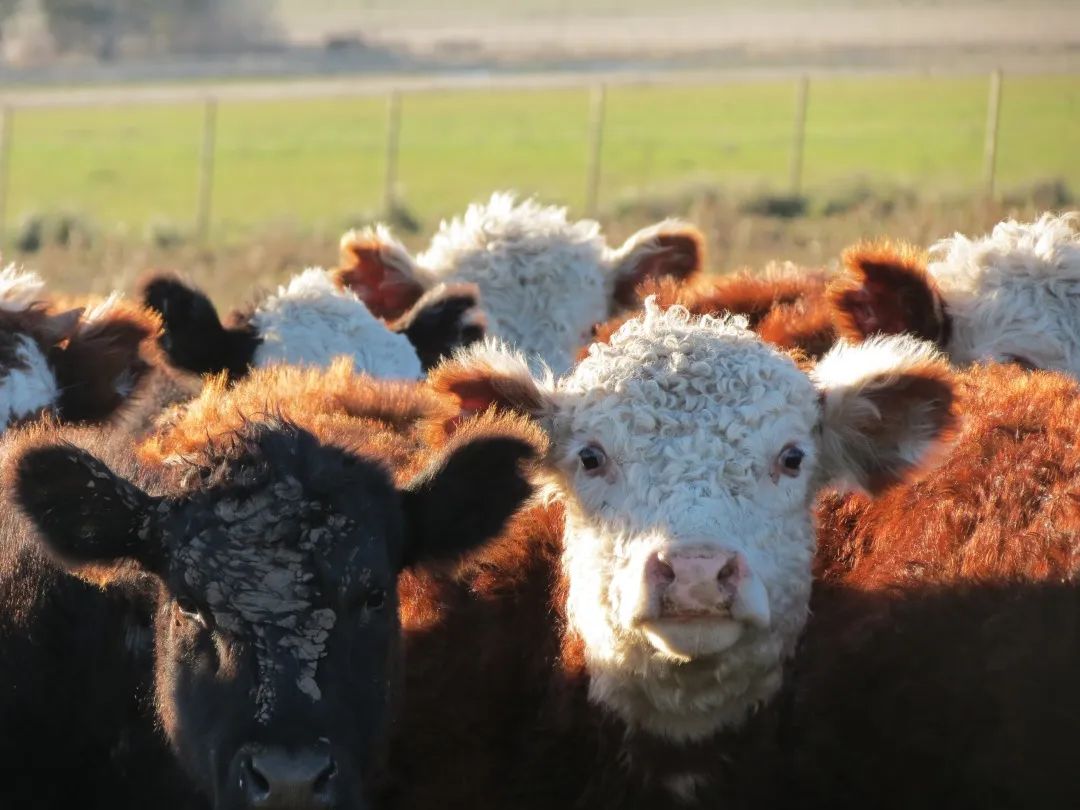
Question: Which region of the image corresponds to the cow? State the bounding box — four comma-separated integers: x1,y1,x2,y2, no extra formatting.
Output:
0,360,541,810
376,300,959,808
586,262,834,361
140,267,485,381
829,212,1080,372
0,265,161,431
335,192,703,374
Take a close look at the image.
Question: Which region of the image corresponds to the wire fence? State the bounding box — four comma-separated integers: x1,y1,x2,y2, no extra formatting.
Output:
0,68,1056,243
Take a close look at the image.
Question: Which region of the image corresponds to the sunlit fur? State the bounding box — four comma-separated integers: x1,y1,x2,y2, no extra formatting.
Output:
341,192,701,375
251,268,423,379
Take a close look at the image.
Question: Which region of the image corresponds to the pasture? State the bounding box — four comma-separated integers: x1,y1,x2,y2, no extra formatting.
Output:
3,72,1077,243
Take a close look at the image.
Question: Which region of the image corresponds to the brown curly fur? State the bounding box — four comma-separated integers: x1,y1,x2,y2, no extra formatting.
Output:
585,267,836,363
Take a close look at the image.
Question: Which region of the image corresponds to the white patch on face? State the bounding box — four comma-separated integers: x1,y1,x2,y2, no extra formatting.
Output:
417,192,611,375
251,268,423,380
0,264,46,312
929,212,1080,373
549,301,819,740
0,334,60,429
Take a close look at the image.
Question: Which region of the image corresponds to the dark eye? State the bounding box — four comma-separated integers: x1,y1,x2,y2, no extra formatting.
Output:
1003,353,1038,371
771,444,805,483
578,444,608,475
175,596,206,626
363,589,386,611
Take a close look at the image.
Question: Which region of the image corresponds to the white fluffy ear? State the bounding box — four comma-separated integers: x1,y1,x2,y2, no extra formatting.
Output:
811,335,957,493
428,338,554,429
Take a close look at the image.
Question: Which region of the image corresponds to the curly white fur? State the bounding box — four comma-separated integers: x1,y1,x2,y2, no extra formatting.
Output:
460,301,951,741
251,268,422,380
929,212,1080,373
357,192,695,375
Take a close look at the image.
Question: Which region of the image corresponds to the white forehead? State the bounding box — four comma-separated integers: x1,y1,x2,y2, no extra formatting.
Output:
251,268,422,380
929,213,1080,370
418,192,610,374
929,213,1080,296
560,302,818,484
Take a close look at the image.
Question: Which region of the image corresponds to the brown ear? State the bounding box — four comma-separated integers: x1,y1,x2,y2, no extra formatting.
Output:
335,228,427,320
428,342,550,439
828,241,949,346
610,223,705,310
49,300,162,424
813,335,959,494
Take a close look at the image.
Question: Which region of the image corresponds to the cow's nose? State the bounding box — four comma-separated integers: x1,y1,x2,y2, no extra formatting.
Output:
647,547,770,627
237,743,337,809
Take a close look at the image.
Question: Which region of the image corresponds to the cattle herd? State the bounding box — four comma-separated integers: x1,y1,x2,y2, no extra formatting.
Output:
0,193,1078,809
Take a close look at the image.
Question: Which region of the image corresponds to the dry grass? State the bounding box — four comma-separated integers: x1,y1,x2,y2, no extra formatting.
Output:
13,183,1068,308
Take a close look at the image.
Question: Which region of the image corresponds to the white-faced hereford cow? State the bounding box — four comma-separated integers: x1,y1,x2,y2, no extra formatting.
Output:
335,192,703,374
141,267,485,381
379,302,966,808
0,266,161,431
830,212,1080,372
0,362,540,810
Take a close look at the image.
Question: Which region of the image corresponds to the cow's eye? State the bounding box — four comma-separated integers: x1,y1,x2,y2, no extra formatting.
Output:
578,444,608,475
771,444,805,483
364,588,386,611
1002,353,1039,371
175,596,207,627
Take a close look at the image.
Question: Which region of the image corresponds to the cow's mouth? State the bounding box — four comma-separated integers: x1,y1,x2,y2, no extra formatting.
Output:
639,616,744,661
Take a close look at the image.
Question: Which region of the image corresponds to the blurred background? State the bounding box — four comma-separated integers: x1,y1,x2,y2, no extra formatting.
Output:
0,0,1076,302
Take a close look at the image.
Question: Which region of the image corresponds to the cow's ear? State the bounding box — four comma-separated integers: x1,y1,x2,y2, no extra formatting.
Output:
828,242,949,346
335,227,427,320
428,340,553,436
7,443,164,576
139,274,246,376
50,298,162,424
401,417,541,568
608,221,704,310
812,335,958,494
392,282,486,371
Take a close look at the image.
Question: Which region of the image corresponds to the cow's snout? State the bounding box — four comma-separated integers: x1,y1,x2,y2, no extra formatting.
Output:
235,743,338,809
646,547,770,628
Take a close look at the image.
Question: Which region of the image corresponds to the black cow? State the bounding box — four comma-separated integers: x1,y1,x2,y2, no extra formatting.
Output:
0,405,537,809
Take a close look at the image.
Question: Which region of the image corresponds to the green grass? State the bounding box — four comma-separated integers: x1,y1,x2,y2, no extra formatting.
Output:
5,73,1078,241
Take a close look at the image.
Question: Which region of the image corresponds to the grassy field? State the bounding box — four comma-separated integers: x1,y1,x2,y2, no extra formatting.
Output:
3,73,1078,244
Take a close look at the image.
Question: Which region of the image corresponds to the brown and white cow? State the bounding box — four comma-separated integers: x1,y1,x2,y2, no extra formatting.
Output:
0,265,161,431
335,192,703,374
830,212,1080,372
377,301,960,808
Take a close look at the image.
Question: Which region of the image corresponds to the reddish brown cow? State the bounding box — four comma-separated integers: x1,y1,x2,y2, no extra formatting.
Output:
585,263,835,363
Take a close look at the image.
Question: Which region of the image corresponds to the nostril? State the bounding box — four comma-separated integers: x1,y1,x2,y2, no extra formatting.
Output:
647,553,676,586
717,558,739,584
313,757,337,795
240,754,270,800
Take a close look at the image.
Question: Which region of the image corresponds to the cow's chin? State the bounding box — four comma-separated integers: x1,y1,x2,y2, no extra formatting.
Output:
640,617,744,662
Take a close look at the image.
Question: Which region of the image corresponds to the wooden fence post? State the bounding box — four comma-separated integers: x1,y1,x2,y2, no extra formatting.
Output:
384,91,402,215
0,107,12,248
789,75,810,196
196,98,217,241
983,69,1003,200
585,84,607,217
